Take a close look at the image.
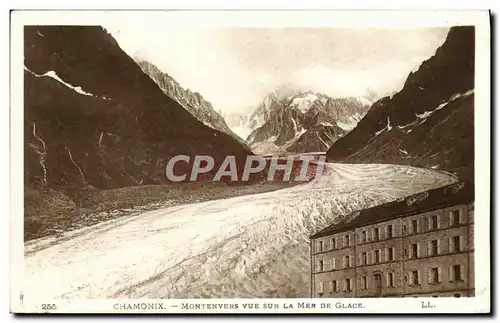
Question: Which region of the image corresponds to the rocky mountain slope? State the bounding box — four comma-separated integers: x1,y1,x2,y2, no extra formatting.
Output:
246,91,370,154
24,26,253,195
137,60,247,146
326,26,475,181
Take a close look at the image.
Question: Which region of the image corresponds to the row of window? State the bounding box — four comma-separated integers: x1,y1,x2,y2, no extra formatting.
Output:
317,278,353,295
316,265,465,296
315,209,464,253
317,256,352,272
316,273,395,296
316,236,464,272
360,225,393,243
404,236,464,259
407,265,464,286
403,210,462,235
317,235,351,252
360,248,395,265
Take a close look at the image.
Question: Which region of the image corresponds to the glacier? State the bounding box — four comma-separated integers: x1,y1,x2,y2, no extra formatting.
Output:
23,163,456,300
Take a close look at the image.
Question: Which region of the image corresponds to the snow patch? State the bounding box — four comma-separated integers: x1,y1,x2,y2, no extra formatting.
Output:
337,113,363,131
290,118,299,134
450,89,474,101
296,128,307,138
374,117,392,137
398,89,474,130
25,67,95,97
416,89,474,120
291,94,318,113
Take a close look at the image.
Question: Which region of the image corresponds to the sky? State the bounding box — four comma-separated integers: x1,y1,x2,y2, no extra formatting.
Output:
104,24,449,115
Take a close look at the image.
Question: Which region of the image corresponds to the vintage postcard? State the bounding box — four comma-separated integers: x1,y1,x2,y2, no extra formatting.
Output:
10,10,491,314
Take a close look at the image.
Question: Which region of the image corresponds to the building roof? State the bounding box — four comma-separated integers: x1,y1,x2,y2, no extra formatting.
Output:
310,181,474,239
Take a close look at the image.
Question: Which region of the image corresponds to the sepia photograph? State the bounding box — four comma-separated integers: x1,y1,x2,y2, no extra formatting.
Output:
9,10,491,314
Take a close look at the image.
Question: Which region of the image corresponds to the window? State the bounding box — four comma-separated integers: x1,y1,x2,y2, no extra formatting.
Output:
330,280,337,293
411,219,418,234
411,243,418,258
318,260,324,272
361,252,367,265
452,236,461,252
362,276,368,290
374,228,380,241
318,241,324,252
373,274,382,295
431,215,439,230
404,248,408,257
317,281,324,296
429,240,439,256
343,256,350,268
331,258,336,270
344,234,350,247
387,247,394,261
387,273,394,287
451,210,460,226
429,267,440,284
331,238,336,250
452,265,462,281
374,250,381,263
410,270,420,285
361,231,367,243
345,278,352,292
403,225,407,234
387,225,393,239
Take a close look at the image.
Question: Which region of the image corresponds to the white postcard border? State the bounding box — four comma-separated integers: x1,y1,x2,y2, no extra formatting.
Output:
9,10,491,314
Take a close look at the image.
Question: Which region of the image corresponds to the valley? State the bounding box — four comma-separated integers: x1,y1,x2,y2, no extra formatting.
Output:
21,24,477,302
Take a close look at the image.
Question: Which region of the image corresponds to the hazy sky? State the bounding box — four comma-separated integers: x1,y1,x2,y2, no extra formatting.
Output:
105,24,449,114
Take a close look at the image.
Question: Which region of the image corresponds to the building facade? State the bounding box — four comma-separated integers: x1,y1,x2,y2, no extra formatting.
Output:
310,182,474,298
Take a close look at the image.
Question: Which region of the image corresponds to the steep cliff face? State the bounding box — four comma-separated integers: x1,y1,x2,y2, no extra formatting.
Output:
246,92,370,153
326,26,475,180
24,26,253,195
137,60,247,146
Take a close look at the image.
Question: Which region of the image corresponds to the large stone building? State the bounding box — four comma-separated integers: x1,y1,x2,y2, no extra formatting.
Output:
310,182,474,298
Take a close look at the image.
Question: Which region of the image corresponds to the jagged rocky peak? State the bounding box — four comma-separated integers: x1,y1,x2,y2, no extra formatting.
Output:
136,60,246,145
